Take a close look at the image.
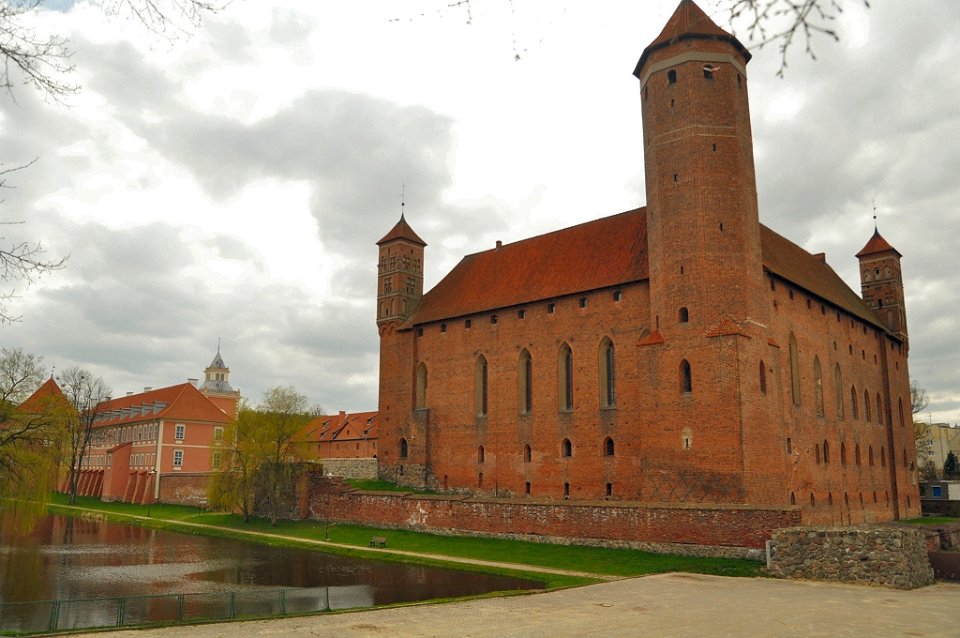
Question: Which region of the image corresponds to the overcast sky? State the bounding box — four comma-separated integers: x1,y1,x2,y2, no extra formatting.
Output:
2,1,958,423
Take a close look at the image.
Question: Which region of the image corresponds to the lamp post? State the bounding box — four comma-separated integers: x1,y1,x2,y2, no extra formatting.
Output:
147,470,156,516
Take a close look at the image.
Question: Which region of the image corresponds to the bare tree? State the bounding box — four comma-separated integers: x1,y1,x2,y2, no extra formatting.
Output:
910,379,929,415
56,366,111,504
722,0,870,76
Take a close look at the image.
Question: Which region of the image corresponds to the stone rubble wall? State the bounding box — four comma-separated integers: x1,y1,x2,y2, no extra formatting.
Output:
766,527,935,589
316,458,378,480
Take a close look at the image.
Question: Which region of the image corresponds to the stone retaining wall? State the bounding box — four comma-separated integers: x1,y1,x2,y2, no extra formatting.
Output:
317,458,378,480
766,527,935,589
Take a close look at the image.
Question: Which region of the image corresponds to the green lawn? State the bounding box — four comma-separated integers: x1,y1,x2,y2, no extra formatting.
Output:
49,495,763,586
900,515,959,526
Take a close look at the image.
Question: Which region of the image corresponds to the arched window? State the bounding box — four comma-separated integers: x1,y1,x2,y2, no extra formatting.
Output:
519,349,533,415
523,444,531,463
851,386,859,419
868,445,874,466
759,360,767,395
876,394,883,424
823,440,830,464
678,307,689,323
558,343,574,411
604,437,615,456
599,338,616,408
415,363,428,409
813,356,824,416
789,333,800,406
478,445,485,463
680,359,692,393
815,444,821,464
475,355,488,417
668,69,677,84
840,442,847,465
562,438,572,457
898,398,905,427
855,444,861,465
880,446,886,467
399,438,408,459
790,492,796,505
864,389,871,422
681,427,693,450
810,493,816,507
834,364,844,419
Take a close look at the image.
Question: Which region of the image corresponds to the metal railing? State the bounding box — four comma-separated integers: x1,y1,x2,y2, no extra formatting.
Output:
0,586,340,635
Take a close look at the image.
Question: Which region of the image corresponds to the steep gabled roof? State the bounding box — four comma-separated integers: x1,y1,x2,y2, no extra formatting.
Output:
19,377,71,414
94,383,231,427
404,208,886,333
302,410,378,443
377,215,426,246
856,229,901,258
406,209,647,326
635,0,751,77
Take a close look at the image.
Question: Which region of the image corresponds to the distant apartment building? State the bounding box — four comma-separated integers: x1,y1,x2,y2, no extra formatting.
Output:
917,422,960,476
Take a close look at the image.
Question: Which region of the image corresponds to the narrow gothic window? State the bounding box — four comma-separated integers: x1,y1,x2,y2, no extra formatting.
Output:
815,444,821,464
841,442,847,465
523,444,531,462
679,307,689,323
876,394,884,424
562,438,572,457
668,69,677,84
855,444,861,465
478,446,485,463
415,363,428,409
604,437,615,456
864,389,871,421
400,438,408,459
476,356,488,417
881,447,886,467
759,360,767,395
680,359,692,393
789,333,800,406
682,427,693,450
599,338,615,408
814,356,824,416
834,364,844,419
869,446,874,466
519,349,533,414
851,386,859,419
823,440,830,463
898,398,905,427
559,343,574,411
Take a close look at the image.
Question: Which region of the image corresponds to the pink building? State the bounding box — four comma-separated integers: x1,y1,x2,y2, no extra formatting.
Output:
297,411,379,461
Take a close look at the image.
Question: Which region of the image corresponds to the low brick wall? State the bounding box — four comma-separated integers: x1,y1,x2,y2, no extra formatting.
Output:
766,527,935,589
158,473,209,506
317,458,378,480
303,477,800,558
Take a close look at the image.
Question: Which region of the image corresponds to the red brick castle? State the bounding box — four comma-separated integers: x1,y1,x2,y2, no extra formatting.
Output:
375,0,919,525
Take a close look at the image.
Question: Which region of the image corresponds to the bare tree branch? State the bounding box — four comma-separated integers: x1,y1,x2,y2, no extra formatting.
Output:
0,0,78,102
722,0,870,77
0,160,68,323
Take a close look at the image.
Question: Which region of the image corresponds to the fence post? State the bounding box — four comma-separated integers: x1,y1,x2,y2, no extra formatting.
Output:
325,586,330,611
280,589,286,615
177,593,184,622
230,592,236,619
49,600,60,633
117,596,126,626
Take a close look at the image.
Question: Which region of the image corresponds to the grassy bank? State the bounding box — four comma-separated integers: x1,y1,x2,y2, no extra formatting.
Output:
48,494,763,585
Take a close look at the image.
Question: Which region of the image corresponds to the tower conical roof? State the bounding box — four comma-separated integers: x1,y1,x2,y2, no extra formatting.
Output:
856,229,901,258
208,351,226,369
635,0,750,77
377,214,427,246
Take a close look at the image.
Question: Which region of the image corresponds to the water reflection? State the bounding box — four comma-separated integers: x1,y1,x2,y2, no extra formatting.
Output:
1,516,541,610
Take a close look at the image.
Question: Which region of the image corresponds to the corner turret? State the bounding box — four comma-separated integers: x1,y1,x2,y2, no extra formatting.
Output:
857,228,907,344
376,214,426,327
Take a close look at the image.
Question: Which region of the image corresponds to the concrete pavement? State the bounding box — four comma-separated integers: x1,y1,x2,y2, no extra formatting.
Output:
76,573,960,638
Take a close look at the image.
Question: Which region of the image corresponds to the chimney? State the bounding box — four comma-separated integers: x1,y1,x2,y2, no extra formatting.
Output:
495,240,502,250
126,392,134,397
188,378,199,387
143,387,152,393
813,252,826,263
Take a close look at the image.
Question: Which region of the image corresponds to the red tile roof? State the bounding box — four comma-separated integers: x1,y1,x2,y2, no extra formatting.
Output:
377,215,426,246
407,208,647,325
93,383,231,428
19,377,71,414
856,229,901,258
635,0,751,76
303,411,379,443
405,208,888,334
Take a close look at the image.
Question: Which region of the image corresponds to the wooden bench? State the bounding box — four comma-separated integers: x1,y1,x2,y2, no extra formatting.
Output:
369,536,387,548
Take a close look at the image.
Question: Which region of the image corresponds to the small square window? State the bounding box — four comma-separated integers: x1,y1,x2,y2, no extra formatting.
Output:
613,290,622,302
518,309,526,319
465,319,472,328
579,297,587,308
547,303,555,314
490,315,498,324
175,424,185,441
440,323,447,333
416,327,424,337
173,449,184,467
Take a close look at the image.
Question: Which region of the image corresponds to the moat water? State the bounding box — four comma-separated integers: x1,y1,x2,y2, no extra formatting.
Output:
0,515,543,631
